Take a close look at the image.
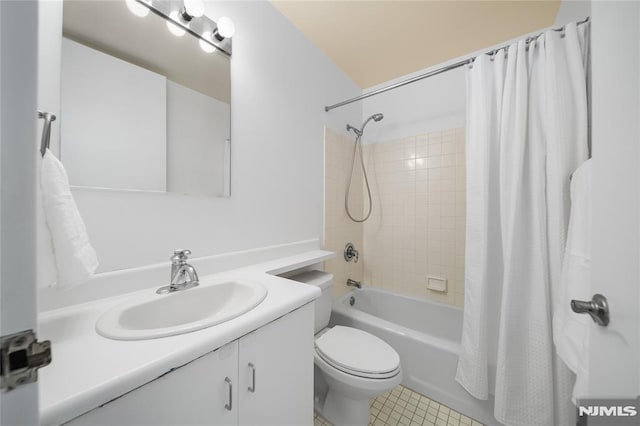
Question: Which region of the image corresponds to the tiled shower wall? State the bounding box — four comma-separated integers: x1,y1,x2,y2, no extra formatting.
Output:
324,127,466,307
324,128,364,299
362,128,466,306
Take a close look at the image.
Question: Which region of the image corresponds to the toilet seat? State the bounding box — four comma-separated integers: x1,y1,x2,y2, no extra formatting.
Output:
315,326,400,379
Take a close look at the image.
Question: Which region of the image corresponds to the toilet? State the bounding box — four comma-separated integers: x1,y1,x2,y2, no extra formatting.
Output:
291,271,402,426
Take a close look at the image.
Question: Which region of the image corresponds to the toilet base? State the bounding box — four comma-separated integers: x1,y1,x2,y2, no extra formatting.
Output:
312,328,402,425
321,388,371,426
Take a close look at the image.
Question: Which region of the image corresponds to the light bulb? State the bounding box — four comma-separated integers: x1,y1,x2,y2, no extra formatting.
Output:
166,11,186,37
216,16,235,39
199,32,216,53
126,0,149,17
183,0,205,18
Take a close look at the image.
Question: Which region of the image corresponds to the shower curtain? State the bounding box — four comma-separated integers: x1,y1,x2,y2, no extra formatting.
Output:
455,22,589,426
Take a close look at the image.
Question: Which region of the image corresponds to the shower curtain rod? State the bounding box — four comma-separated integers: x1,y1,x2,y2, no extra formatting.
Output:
324,17,590,112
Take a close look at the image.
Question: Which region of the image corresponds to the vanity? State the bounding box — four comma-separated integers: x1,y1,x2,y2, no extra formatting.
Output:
68,306,311,426
38,249,333,425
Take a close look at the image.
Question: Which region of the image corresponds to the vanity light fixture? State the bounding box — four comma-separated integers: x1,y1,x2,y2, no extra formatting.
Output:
125,0,149,17
127,0,232,56
213,16,235,41
166,11,187,37
180,0,205,22
199,32,217,53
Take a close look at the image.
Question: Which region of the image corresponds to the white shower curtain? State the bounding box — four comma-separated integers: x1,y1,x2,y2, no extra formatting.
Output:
456,22,589,426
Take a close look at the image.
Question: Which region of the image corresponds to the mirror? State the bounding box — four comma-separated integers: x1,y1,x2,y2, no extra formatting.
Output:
60,0,231,197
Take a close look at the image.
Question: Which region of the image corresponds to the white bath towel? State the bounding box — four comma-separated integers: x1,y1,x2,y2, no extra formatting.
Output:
41,149,98,288
37,176,58,288
553,159,592,403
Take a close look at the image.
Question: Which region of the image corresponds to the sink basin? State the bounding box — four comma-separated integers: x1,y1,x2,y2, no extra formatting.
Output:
96,280,268,340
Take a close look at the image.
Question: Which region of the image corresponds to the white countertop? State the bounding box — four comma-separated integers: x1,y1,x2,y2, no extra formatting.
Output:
38,250,332,426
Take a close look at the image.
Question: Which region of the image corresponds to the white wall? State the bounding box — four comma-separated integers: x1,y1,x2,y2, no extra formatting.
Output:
554,0,590,27
37,0,63,288
166,80,230,197
65,0,361,274
37,0,62,155
362,66,466,144
61,38,167,192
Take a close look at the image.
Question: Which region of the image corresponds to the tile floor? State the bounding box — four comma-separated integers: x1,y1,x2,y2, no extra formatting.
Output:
314,385,484,426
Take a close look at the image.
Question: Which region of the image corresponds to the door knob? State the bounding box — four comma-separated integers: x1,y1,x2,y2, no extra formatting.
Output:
571,294,610,326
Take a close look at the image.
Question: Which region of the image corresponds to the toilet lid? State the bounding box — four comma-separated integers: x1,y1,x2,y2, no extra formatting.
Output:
315,326,400,376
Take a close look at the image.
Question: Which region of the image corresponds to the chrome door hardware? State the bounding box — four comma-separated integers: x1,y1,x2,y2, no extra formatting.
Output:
248,363,256,393
344,243,359,263
224,377,233,410
1,330,52,391
571,294,610,326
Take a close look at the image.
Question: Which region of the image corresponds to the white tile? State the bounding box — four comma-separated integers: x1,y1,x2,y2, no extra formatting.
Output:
442,140,456,154
428,133,442,144
441,166,456,179
441,179,455,192
330,127,466,304
428,143,442,156
427,156,442,168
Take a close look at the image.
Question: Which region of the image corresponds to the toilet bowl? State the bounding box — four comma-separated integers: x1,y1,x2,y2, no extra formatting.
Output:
314,326,402,425
288,270,402,426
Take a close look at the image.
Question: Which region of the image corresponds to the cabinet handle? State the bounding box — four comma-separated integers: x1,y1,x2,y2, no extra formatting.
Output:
224,377,233,411
248,363,256,393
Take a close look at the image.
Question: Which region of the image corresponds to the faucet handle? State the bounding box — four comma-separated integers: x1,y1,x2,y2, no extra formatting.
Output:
171,249,192,264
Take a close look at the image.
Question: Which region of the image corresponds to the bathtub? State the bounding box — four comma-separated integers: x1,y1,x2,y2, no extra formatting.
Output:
330,288,497,426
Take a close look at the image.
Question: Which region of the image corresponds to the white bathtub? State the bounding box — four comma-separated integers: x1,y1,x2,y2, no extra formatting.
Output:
331,288,497,426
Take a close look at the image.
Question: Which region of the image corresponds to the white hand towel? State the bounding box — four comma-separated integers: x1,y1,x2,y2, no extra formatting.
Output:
553,158,592,403
36,151,59,288
41,149,98,289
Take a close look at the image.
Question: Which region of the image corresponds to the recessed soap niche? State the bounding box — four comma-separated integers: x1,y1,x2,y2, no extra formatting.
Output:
427,276,448,293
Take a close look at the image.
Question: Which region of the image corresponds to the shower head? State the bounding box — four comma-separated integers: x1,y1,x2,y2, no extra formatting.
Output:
346,113,384,137
362,113,384,128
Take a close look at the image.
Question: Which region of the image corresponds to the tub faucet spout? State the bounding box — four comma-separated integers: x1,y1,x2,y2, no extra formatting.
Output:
347,279,361,289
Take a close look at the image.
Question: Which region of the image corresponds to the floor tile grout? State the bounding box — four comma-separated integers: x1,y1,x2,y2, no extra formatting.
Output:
314,384,484,426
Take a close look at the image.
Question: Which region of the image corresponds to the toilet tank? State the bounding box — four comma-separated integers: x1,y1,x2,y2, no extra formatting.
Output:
287,270,333,334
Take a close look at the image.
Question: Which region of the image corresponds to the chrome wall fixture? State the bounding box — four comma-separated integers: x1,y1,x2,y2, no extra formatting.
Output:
346,278,362,289
38,111,56,157
344,243,359,263
130,0,234,56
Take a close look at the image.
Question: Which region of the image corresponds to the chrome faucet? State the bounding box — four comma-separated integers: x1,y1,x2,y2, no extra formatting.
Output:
344,243,359,263
157,249,200,294
346,278,361,289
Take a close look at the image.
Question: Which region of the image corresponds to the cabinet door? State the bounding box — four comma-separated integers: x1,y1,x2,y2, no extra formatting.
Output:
238,303,314,426
69,341,239,426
